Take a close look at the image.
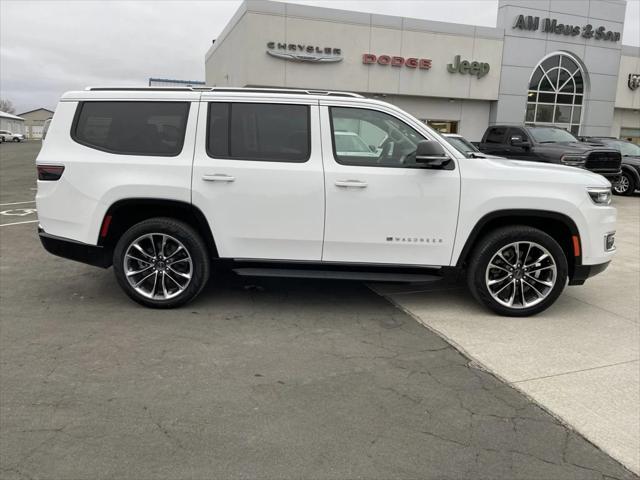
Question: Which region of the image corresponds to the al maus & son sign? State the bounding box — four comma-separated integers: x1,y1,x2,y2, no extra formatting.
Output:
513,15,621,42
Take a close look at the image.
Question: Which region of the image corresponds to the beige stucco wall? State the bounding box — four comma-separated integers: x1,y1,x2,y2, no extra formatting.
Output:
206,11,503,101
384,95,492,142
612,108,640,138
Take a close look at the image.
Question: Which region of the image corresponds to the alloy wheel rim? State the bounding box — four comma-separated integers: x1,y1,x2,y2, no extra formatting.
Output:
124,233,193,300
614,175,630,194
485,241,557,309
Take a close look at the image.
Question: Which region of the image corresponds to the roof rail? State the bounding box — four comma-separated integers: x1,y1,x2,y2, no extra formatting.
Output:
84,86,364,97
210,87,364,98
85,86,208,92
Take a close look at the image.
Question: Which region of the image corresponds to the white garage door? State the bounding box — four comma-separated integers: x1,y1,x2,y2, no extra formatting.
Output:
30,126,44,139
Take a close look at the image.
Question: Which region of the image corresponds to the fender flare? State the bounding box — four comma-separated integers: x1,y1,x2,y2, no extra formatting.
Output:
455,209,581,268
98,198,218,258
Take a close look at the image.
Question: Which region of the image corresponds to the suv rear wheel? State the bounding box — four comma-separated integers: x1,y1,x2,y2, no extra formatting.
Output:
467,226,568,316
113,218,210,308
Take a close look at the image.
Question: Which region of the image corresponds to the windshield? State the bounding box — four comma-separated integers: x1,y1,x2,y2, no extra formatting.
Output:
335,133,371,153
528,127,578,143
445,136,479,155
614,140,640,156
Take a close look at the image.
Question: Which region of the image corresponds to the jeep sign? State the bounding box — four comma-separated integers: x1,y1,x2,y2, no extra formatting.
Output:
447,55,490,78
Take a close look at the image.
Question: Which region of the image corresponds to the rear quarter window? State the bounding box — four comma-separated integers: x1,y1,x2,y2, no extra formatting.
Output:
72,101,190,156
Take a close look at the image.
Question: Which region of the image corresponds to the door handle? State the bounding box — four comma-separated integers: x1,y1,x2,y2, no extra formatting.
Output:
202,174,235,182
335,180,368,188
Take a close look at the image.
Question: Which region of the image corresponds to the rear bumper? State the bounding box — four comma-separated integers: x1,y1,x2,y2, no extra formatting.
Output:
39,228,112,268
569,261,610,285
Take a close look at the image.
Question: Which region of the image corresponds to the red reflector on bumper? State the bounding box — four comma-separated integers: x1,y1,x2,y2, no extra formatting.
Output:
100,215,113,238
572,235,581,257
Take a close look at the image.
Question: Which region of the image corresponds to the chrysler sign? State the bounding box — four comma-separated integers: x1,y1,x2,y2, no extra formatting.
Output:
266,42,342,63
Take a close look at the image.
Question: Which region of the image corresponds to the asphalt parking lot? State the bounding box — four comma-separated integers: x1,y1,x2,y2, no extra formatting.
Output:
1,141,638,480
373,197,640,474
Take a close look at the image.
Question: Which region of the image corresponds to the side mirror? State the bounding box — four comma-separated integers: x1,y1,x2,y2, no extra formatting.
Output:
415,140,450,167
510,135,529,147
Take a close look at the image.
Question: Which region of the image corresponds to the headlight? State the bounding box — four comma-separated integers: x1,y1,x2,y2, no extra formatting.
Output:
561,154,587,167
587,187,612,206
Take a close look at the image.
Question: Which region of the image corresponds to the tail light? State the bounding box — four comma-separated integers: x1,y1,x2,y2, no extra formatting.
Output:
37,165,65,181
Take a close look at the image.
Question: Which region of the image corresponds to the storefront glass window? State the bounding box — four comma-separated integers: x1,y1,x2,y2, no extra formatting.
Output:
425,120,458,134
525,53,584,134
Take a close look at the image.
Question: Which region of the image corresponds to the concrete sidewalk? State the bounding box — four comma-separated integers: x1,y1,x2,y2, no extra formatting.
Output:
372,195,640,474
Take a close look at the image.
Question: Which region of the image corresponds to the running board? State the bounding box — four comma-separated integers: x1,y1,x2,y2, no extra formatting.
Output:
231,268,442,283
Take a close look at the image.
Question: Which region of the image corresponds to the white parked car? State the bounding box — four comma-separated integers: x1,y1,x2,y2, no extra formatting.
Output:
36,87,616,316
0,130,24,142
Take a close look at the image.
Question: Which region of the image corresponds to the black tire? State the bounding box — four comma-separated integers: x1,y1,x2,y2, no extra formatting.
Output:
466,226,568,317
13,138,20,142
113,217,210,308
613,171,636,196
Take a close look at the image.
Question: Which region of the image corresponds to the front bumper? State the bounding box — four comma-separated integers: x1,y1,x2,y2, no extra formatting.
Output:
569,261,610,285
593,169,622,179
39,228,112,268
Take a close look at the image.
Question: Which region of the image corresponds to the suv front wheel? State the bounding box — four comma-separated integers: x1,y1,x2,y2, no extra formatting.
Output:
113,218,210,308
467,226,568,316
613,172,636,196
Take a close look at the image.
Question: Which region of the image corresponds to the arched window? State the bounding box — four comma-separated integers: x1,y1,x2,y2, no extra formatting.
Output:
525,53,584,135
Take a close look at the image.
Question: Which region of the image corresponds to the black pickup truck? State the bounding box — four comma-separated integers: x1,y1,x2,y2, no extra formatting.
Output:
477,125,621,180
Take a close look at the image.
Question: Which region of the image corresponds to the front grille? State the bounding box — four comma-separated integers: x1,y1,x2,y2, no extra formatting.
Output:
586,151,622,172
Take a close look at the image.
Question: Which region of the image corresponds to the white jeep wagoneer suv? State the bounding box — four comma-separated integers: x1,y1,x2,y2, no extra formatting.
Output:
36,87,616,315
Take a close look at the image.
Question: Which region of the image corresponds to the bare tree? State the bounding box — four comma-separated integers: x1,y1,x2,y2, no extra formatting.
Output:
0,99,16,114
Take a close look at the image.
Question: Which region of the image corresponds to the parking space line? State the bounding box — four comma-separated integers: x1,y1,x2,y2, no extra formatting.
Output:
0,200,36,206
0,220,39,227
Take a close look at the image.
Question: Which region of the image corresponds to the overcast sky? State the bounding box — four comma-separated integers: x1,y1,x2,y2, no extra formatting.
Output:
1,0,638,114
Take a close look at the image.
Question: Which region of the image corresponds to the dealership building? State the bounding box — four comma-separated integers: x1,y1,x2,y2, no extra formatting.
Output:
205,0,640,142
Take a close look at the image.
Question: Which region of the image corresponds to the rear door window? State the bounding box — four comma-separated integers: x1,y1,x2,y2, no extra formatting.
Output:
73,101,190,156
207,103,310,162
485,127,507,144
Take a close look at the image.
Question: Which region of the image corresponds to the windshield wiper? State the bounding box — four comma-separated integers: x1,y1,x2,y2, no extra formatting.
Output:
538,140,559,144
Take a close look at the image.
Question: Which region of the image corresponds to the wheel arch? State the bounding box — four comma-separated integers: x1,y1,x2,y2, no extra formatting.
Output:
621,164,640,186
455,209,580,278
97,198,218,259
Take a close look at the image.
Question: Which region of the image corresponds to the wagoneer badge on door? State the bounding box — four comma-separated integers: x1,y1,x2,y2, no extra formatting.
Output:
266,42,343,63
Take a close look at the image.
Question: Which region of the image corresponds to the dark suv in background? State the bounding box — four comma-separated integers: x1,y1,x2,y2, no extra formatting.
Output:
580,137,640,195
478,125,621,181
